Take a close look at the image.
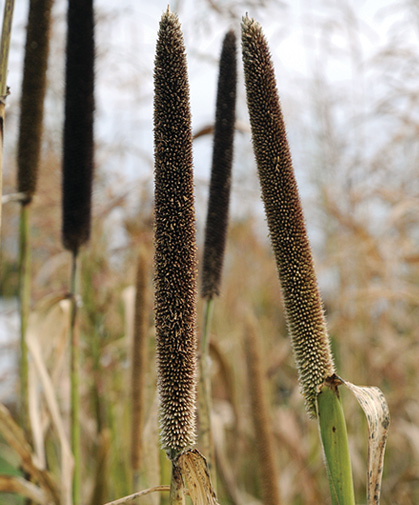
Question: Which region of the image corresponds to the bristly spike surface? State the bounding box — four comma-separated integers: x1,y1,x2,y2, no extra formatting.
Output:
154,9,198,455
201,29,237,299
241,16,335,416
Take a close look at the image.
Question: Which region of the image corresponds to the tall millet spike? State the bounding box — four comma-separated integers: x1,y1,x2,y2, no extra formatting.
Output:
241,16,335,416
62,0,95,253
17,0,53,203
154,8,198,456
201,29,237,299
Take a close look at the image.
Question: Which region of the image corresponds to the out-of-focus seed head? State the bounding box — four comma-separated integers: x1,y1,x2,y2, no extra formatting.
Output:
241,15,335,417
154,8,198,455
17,0,53,203
201,29,237,299
62,0,95,253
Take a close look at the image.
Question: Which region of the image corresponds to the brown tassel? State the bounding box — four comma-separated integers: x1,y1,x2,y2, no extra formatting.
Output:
154,8,198,456
241,16,335,416
201,30,237,299
17,0,53,203
62,0,95,253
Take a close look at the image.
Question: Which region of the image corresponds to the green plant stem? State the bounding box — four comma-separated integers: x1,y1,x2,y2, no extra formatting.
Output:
199,297,216,486
18,203,30,438
317,384,355,505
69,251,81,504
0,0,15,241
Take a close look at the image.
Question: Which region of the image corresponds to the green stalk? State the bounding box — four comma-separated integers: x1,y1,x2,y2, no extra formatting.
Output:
69,251,81,504
317,383,355,505
18,203,31,437
199,297,215,484
0,0,14,240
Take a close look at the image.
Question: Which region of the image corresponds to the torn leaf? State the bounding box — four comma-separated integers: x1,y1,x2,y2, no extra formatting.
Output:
177,449,220,505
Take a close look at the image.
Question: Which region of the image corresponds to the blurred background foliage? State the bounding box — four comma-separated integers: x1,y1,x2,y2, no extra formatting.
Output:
0,0,418,504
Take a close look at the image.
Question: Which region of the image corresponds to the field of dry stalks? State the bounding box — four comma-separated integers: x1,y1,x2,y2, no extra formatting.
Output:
0,1,418,504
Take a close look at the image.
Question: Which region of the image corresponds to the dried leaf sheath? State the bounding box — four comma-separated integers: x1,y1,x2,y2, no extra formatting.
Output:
241,16,335,416
62,0,95,253
17,0,53,202
154,9,197,455
201,30,237,299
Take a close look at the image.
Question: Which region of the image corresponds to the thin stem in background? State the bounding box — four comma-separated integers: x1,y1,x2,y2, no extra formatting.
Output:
199,297,215,484
69,251,80,503
0,0,15,242
245,320,282,505
18,203,30,436
131,249,148,492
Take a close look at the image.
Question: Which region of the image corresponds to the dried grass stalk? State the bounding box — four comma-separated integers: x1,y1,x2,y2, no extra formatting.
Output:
153,8,198,456
241,15,335,416
245,320,282,505
0,0,15,238
131,249,148,476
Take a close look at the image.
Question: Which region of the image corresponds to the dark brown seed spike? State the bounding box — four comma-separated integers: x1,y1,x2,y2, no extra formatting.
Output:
62,0,95,253
241,16,335,416
154,9,197,455
17,0,54,203
201,30,237,299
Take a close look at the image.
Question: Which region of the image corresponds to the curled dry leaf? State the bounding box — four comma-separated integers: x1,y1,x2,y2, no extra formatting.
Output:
340,379,390,505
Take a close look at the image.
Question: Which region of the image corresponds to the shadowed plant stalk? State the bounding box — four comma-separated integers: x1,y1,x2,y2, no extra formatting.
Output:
131,248,149,493
0,0,14,240
245,319,282,505
200,29,237,483
241,15,355,505
16,0,53,438
62,0,95,501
